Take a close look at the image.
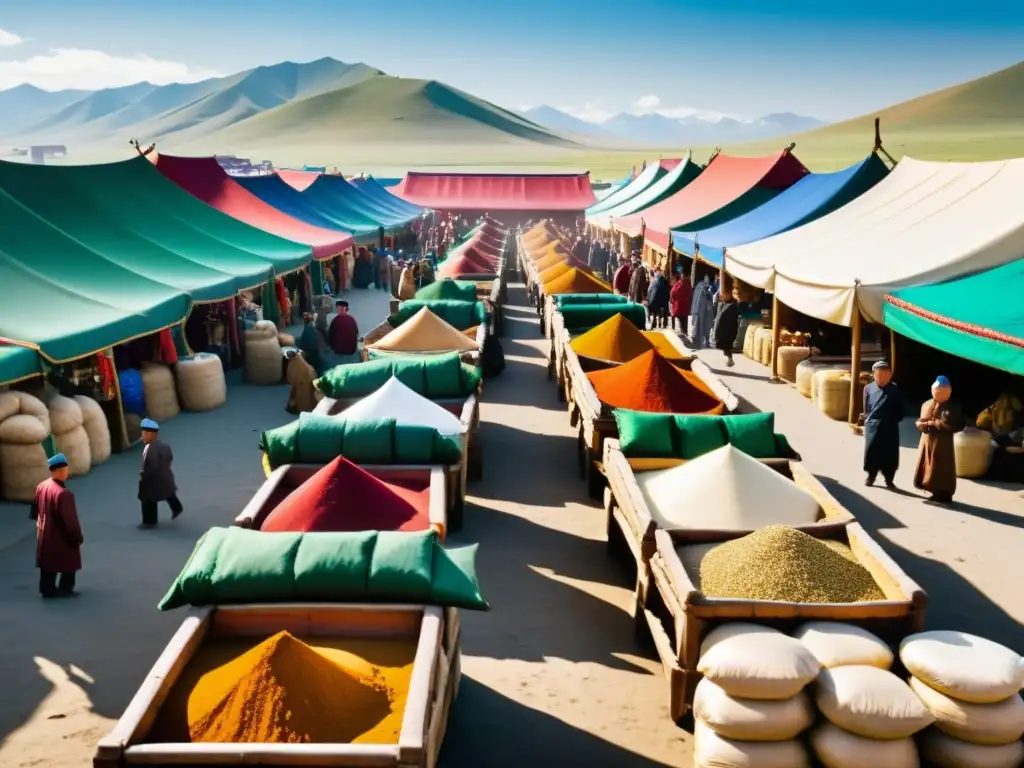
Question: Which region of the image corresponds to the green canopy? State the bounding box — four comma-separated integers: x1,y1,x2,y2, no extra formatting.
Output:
0,345,42,385
884,260,1024,375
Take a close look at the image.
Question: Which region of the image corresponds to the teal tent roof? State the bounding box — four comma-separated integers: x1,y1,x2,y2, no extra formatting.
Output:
884,260,1024,376
305,176,415,230
0,345,43,385
589,153,703,226
239,174,381,238
587,160,675,216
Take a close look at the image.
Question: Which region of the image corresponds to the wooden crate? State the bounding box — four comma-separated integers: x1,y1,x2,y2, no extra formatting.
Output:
237,464,449,540
638,523,927,723
602,438,850,586
93,604,461,768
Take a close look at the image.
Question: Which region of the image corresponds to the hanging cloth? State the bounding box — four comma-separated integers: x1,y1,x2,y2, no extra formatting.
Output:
227,298,240,356
310,260,325,295
261,280,280,325
96,350,117,400
158,328,179,364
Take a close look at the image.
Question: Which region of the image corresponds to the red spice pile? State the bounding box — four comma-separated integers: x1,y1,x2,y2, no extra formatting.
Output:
586,349,725,414
260,456,430,533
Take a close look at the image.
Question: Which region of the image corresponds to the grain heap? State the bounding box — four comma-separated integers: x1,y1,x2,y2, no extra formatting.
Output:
369,307,479,354
544,268,611,296
901,631,1024,767
587,350,723,414
570,314,654,363
187,631,394,744
698,525,885,603
339,377,462,435
260,456,429,533
640,445,821,530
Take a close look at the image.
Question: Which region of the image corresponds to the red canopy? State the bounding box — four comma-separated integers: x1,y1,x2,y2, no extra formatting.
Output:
277,169,321,191
394,172,597,212
616,150,808,249
153,155,353,259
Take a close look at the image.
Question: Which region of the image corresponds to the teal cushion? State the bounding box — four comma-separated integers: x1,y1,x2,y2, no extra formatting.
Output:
295,413,349,464
423,353,463,397
672,415,728,459
293,531,376,595
722,413,777,459
614,409,674,457
342,419,395,464
368,530,434,599
395,425,437,464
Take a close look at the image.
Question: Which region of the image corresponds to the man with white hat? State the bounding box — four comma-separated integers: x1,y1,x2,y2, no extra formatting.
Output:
30,453,84,597
138,418,183,529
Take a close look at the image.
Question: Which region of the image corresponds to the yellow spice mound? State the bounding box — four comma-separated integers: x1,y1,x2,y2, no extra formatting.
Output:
187,630,394,744
699,525,885,604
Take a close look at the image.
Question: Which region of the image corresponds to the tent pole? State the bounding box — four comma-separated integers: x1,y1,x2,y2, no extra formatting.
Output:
849,309,863,423
770,294,781,380
890,327,897,377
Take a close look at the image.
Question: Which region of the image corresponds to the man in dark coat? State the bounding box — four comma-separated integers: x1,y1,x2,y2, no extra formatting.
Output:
138,418,182,529
628,260,649,304
30,453,84,598
712,291,740,366
861,360,903,488
328,300,359,356
646,268,670,328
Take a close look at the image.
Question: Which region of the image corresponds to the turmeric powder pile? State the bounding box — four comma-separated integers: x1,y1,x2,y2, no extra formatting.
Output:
187,630,395,744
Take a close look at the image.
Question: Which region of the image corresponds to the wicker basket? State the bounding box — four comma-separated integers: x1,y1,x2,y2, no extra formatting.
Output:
74,395,111,466
796,360,826,398
0,414,49,501
176,353,227,411
954,428,994,478
777,346,812,383
245,335,283,385
818,373,853,421
742,323,765,358
140,362,180,422
753,328,773,365
759,333,774,365
812,368,847,407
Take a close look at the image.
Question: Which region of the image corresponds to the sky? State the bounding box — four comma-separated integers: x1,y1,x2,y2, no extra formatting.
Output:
1,0,1022,123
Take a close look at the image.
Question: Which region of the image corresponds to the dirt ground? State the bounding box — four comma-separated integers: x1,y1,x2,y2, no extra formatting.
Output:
0,280,1020,767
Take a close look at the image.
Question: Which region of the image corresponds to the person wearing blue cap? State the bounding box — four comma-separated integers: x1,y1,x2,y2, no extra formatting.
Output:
138,418,183,529
30,453,84,597
860,359,903,488
914,375,966,504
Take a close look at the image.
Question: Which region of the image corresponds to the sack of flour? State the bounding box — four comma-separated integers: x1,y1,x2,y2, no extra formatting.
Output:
698,623,820,700
692,678,813,742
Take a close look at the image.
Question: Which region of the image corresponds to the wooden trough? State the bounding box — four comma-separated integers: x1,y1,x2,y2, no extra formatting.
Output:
637,523,926,723
93,603,462,768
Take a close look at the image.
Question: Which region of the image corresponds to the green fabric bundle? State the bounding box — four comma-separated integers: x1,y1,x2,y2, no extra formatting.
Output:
260,415,463,469
415,279,478,303
389,299,486,330
159,528,488,611
613,410,796,460
553,293,628,307
315,352,481,399
559,302,646,331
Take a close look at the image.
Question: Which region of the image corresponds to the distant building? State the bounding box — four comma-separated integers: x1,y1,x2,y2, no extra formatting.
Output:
24,145,67,164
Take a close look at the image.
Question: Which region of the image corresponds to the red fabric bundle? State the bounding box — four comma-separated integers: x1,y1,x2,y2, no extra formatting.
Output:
586,350,725,414
259,456,430,533
274,278,288,317
158,329,178,364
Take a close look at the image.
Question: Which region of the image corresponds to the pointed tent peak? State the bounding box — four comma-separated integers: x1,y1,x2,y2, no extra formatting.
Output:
260,455,425,533
639,444,821,530
586,349,724,414
544,268,612,296
571,313,654,362
341,376,463,434
370,306,479,353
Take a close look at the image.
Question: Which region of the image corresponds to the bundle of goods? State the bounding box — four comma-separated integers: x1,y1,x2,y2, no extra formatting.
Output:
795,359,833,398
415,279,478,303
570,314,688,364
48,395,91,476
334,378,463,436
139,362,180,422
159,528,487,611
559,302,646,332
244,320,283,385
118,368,145,416
586,350,724,415
816,371,872,421
389,299,487,331
778,330,810,348
902,631,1024,768
552,293,627,307
369,308,479,356
638,444,823,530
73,395,111,466
777,346,812,382
174,353,227,412
0,391,51,501
742,322,767,359
315,352,481,400
953,427,995,478
693,624,818,767
278,331,296,347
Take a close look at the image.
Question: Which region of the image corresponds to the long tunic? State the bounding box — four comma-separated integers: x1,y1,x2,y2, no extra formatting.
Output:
713,301,740,352
914,398,965,497
298,323,326,376
690,283,714,347
139,439,177,503
862,382,904,476
628,268,649,304
613,264,632,295
670,280,692,319
31,478,83,573
328,313,359,355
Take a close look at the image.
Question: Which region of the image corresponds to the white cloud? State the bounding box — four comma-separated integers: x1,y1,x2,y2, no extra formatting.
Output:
0,28,25,47
634,93,660,111
0,48,221,91
658,106,741,122
558,102,614,124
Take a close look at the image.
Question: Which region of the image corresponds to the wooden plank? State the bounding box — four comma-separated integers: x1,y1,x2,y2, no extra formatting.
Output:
397,607,443,765
234,465,289,528
122,742,399,765
427,467,447,539
689,359,740,413
210,604,425,638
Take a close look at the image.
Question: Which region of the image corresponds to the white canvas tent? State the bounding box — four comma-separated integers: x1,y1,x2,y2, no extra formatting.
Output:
725,157,1024,326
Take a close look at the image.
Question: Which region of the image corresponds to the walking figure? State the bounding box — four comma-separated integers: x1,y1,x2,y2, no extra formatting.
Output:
138,418,183,529
31,453,84,598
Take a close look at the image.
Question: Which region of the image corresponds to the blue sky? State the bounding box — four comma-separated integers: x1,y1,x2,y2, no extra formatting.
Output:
1,0,1021,122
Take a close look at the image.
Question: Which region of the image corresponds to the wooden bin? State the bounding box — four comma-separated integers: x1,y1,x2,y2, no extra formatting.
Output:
313,391,481,493
361,325,487,372
93,604,462,768
637,523,926,723
238,463,450,540
564,347,739,500
602,438,848,589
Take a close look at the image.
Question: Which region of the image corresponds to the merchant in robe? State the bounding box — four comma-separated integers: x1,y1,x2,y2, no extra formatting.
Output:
139,419,182,528
914,375,965,504
328,300,360,357
861,360,903,488
30,453,84,598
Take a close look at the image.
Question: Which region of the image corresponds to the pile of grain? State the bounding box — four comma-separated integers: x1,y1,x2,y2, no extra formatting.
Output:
699,525,885,603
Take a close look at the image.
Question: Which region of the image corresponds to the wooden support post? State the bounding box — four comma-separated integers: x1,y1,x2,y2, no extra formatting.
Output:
770,294,781,380
889,327,897,377
849,309,863,423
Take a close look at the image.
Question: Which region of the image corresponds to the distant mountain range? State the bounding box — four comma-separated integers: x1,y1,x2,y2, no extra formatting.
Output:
521,105,827,146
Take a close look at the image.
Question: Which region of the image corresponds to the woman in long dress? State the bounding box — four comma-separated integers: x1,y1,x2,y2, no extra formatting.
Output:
914,375,965,504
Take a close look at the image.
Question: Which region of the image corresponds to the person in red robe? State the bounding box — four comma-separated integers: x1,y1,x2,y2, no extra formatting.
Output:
613,260,633,295
670,274,692,334
30,453,84,598
328,300,359,355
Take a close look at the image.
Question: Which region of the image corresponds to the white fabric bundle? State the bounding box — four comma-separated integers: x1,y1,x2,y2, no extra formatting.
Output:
693,720,809,768
693,678,813,742
697,624,821,700
918,728,1024,768
175,354,227,412
810,723,919,768
0,391,51,434
140,362,180,422
815,666,934,740
74,395,111,466
48,395,91,476
793,622,893,670
0,414,49,501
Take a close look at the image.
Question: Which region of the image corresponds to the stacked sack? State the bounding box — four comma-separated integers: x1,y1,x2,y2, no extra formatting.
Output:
48,396,92,476
796,622,932,767
139,362,180,422
175,353,227,412
244,320,283,385
73,395,111,466
901,631,1024,768
0,391,51,501
693,624,817,767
